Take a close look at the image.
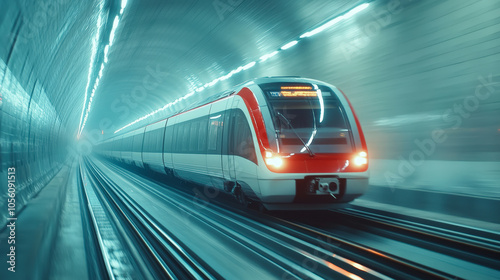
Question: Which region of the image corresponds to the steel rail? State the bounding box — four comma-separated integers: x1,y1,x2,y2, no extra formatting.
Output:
84,157,219,280
100,158,452,280
333,207,500,269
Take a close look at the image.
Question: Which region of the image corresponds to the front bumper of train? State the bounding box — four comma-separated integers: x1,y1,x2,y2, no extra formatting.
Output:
257,172,369,210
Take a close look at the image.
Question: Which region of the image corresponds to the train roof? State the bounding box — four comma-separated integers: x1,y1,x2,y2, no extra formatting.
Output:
101,76,336,142
250,76,334,88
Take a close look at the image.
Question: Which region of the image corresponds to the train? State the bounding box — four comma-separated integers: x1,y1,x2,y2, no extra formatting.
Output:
96,77,369,210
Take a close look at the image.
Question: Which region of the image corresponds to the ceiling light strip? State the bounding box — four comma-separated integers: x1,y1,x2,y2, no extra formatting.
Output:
78,0,128,138
114,2,370,135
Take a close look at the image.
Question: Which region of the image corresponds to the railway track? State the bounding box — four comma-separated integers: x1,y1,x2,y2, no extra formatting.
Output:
80,156,500,279
272,207,500,279
253,216,460,280
78,160,146,279
97,157,385,279
335,206,500,269
79,158,219,279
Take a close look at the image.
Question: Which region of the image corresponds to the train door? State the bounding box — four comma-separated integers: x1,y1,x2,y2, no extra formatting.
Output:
163,117,176,175
207,99,228,189
230,101,260,199
222,97,236,190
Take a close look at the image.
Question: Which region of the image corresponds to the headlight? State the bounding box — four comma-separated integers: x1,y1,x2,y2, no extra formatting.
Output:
264,150,283,168
353,151,368,166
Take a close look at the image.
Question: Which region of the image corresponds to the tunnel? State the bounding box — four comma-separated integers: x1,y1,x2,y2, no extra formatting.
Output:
1,0,499,279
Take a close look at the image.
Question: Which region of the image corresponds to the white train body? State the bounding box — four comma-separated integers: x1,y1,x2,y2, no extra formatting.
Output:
97,77,369,210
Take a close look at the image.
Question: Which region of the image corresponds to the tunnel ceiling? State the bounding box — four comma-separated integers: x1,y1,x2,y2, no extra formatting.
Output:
2,0,362,139
86,0,364,137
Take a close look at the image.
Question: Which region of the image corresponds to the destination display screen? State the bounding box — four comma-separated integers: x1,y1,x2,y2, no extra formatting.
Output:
266,85,331,98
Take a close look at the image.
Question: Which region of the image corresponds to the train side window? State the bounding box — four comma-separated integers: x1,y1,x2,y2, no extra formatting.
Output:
150,132,155,153
180,124,186,152
139,134,145,153
141,133,145,152
153,129,158,152
178,124,183,152
190,121,199,152
131,135,136,153
173,125,180,151
198,117,208,152
208,115,220,152
216,112,224,154
228,112,236,155
233,110,257,164
182,122,190,153
222,110,232,156
139,134,144,153
154,129,162,153
181,125,187,152
146,133,151,152
159,128,165,152
177,124,183,152
132,135,137,152
121,138,126,151
133,134,139,152
124,136,131,151
164,124,173,153
129,136,134,151
134,134,142,152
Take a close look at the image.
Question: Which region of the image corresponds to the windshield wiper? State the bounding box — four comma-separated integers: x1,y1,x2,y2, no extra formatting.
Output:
276,112,315,157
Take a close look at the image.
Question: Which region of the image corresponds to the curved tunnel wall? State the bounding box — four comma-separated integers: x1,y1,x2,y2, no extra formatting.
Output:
0,2,69,226
0,0,499,221
162,0,499,195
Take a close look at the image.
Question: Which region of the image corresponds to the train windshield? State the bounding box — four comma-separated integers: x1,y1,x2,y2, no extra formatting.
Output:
259,82,353,154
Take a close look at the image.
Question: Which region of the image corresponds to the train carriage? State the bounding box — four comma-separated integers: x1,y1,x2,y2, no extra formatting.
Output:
96,77,369,210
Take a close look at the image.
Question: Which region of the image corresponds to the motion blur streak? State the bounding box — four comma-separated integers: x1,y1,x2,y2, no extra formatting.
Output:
77,0,105,138
0,0,499,278
78,0,128,138
114,1,371,134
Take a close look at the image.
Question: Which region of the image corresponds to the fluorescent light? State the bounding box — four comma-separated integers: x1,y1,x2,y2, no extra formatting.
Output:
98,63,104,78
113,4,369,135
300,16,344,38
260,51,278,61
299,32,310,39
120,0,128,14
78,3,126,138
103,45,109,63
242,61,256,70
109,16,120,46
344,3,369,19
299,3,369,38
77,0,105,138
233,66,244,74
281,40,298,50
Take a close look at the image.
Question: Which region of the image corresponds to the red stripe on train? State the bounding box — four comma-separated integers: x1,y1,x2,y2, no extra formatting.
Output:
237,87,271,154
237,87,368,173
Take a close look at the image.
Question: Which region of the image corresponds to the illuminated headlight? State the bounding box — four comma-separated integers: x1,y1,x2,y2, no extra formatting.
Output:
353,151,368,166
264,150,283,168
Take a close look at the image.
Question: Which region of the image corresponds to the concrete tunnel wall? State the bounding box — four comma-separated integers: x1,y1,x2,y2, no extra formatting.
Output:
0,0,499,227
177,0,500,197
0,2,70,227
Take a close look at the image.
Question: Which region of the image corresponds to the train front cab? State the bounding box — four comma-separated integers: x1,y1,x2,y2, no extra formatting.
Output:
241,79,369,210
